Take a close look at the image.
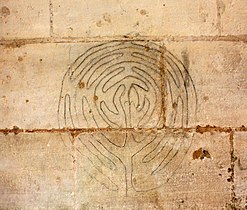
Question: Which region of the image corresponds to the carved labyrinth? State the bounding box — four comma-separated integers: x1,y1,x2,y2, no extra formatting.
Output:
58,41,197,194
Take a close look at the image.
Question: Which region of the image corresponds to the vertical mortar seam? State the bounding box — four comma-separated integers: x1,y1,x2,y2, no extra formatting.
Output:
159,44,167,128
49,0,54,37
229,131,237,209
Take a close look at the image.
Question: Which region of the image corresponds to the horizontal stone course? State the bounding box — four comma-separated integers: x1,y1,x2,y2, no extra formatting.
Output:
0,41,246,129
0,131,232,209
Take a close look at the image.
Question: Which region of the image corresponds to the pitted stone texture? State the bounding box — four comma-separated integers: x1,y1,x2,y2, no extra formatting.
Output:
0,41,246,129
0,0,50,39
58,41,165,129
220,0,247,35
234,132,247,209
0,133,74,210
75,131,231,209
52,0,218,37
163,41,247,128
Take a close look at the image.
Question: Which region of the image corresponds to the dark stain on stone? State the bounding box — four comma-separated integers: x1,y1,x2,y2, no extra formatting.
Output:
13,125,20,135
93,95,98,101
18,56,23,62
203,96,209,101
1,6,10,18
196,125,232,134
144,45,150,51
134,21,140,27
78,81,85,89
235,125,247,132
193,148,211,160
172,102,178,109
4,41,24,48
227,177,232,182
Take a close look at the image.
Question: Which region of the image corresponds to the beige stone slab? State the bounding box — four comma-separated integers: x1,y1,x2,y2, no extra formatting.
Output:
52,0,218,37
0,0,50,39
0,43,71,129
163,41,247,128
73,131,231,209
234,132,247,209
0,41,246,129
0,130,233,209
0,132,74,210
220,0,247,35
0,42,165,129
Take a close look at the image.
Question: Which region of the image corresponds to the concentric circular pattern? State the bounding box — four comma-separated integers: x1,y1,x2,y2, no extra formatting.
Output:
58,41,197,129
58,41,197,194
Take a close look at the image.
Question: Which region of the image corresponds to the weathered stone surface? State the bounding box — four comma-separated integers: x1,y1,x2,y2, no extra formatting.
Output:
74,131,231,209
0,0,50,39
234,132,247,209
52,0,218,37
0,0,246,209
1,41,246,129
164,41,247,128
0,131,231,209
0,43,66,129
0,133,74,210
220,0,247,35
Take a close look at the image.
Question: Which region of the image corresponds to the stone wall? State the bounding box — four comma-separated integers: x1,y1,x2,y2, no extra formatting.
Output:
0,0,246,209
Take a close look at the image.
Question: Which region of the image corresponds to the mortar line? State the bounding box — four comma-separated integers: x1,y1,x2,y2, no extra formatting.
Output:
49,0,54,37
0,125,246,135
0,35,247,47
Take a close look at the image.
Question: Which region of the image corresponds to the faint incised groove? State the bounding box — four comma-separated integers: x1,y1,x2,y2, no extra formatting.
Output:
58,41,197,194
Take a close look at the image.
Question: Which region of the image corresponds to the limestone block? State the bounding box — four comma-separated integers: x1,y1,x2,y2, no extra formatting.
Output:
52,0,218,37
220,0,247,35
0,41,246,129
0,0,50,39
0,43,67,129
74,131,231,209
164,41,247,127
234,132,247,209
0,131,232,209
0,132,74,210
